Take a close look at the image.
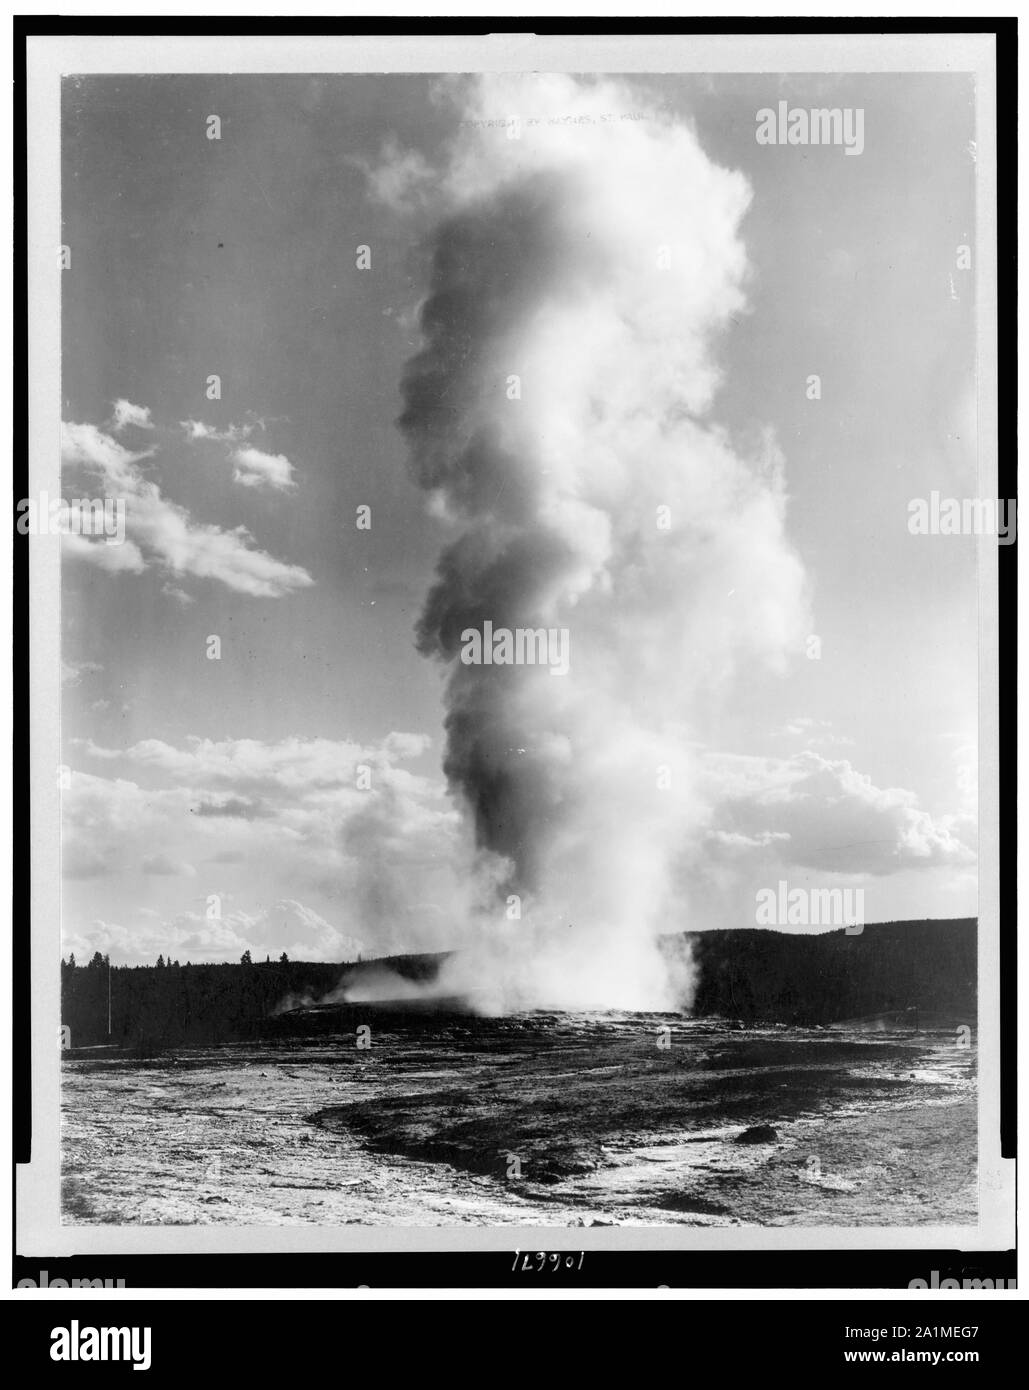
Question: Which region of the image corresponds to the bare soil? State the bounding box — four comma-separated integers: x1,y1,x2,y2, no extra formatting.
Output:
61,1013,976,1227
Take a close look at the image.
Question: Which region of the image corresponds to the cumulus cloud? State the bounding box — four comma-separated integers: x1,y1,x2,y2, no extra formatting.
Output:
61,658,102,685
161,582,194,604
142,853,196,878
62,531,146,573
62,733,479,962
354,136,436,212
79,731,432,795
64,899,364,966
61,771,160,879
699,749,976,875
180,419,298,491
775,717,855,748
111,398,153,432
779,716,826,737
180,419,252,444
192,795,269,819
238,899,365,961
63,919,162,962
61,420,313,597
63,847,115,881
62,733,975,959
230,446,296,491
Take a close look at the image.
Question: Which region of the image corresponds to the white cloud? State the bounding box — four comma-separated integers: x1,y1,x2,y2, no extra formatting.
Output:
61,420,313,598
62,531,146,573
142,853,196,878
775,717,855,748
63,732,975,960
62,733,474,961
161,582,195,605
236,899,364,961
231,446,296,491
180,419,252,444
78,731,432,796
61,658,102,685
61,771,181,879
355,137,436,212
64,900,364,965
700,749,976,875
111,399,153,432
181,420,298,493
780,716,822,736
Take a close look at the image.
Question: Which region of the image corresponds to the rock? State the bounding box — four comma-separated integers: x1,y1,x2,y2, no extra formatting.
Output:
734,1125,779,1145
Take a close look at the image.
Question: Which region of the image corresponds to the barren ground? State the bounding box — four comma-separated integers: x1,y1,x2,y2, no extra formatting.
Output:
62,1014,976,1227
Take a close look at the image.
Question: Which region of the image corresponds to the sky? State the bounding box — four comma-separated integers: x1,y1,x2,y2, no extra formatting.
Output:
59,71,979,968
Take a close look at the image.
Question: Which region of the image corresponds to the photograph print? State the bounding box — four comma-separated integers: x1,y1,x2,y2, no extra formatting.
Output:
45,42,1002,1239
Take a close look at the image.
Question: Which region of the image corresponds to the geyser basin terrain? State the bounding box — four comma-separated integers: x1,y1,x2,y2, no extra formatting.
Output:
62,1013,975,1227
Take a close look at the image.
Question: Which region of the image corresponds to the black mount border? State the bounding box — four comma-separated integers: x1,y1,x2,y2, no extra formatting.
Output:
12,14,1016,1292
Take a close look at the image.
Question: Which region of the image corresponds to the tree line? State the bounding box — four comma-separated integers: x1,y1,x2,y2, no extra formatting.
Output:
675,918,976,1025
60,920,975,1050
60,950,437,1049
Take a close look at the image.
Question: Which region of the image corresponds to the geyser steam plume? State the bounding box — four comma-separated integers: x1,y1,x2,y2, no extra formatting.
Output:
391,76,809,1011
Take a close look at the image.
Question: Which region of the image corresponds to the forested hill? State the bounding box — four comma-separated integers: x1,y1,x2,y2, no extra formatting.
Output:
674,918,975,1025
61,918,975,1049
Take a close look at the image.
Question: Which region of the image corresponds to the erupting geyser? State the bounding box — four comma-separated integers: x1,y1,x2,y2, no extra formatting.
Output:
385,74,809,1011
